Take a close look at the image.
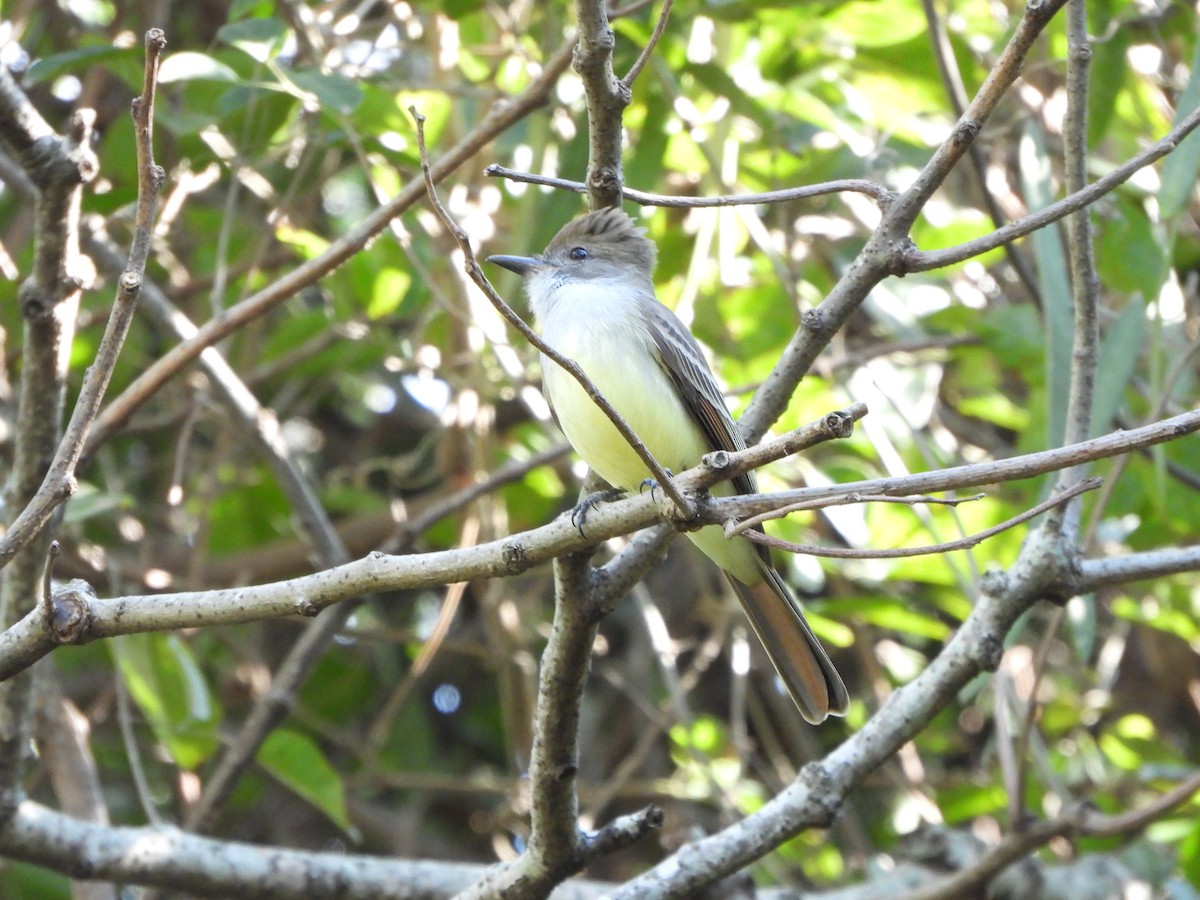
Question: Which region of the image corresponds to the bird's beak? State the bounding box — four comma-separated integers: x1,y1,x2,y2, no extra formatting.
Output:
486,254,543,277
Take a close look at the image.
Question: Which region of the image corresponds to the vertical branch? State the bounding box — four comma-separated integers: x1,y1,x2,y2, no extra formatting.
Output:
1050,0,1100,531
1013,0,1100,828
0,30,167,573
574,0,631,208
0,61,98,812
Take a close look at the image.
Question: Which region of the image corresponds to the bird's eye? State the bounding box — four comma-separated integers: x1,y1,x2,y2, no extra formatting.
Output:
569,246,589,261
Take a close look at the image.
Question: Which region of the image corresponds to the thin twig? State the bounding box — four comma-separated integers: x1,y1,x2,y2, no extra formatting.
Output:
712,408,1198,520
742,478,1101,560
621,0,672,86
727,492,985,538
1052,0,1101,518
741,0,1070,443
919,0,1043,305
909,770,1200,900
1014,0,1102,825
411,108,692,515
485,164,895,207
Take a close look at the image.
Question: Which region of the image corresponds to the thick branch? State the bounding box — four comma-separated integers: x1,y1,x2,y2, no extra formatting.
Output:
1,408,1195,681
574,0,630,207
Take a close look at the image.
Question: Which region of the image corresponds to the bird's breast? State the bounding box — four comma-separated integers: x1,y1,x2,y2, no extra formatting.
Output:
538,295,708,494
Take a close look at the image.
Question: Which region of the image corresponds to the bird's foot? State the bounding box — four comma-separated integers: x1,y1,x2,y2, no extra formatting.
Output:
638,469,673,503
570,487,626,536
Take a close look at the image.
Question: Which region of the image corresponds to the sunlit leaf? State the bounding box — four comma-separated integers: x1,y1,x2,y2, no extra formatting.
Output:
258,729,351,831
1020,125,1072,449
112,634,221,771
1159,36,1200,220
158,52,239,83
217,18,288,63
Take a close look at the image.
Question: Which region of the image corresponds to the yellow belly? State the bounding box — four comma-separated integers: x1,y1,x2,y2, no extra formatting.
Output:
542,330,761,584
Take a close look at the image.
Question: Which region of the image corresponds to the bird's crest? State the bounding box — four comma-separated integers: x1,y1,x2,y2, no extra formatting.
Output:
545,207,657,273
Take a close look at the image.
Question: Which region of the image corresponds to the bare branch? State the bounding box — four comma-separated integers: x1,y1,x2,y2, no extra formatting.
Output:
715,407,1200,519
743,478,1101,559
919,0,1043,303
0,29,166,574
908,100,1200,272
574,0,630,207
1078,545,1200,590
903,817,1076,900
621,0,672,86
1051,0,1101,509
0,408,1194,682
0,800,490,898
485,164,895,207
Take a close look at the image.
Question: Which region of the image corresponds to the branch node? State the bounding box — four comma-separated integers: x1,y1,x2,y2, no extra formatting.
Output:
701,449,730,473
47,579,96,643
40,540,60,618
501,539,529,574
886,236,918,276
554,762,578,782
823,409,858,439
119,271,142,293
797,762,840,826
976,633,1006,671
585,804,664,858
952,118,981,146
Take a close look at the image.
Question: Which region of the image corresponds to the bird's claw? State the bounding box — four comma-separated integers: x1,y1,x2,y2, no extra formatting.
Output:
570,487,626,536
638,469,672,503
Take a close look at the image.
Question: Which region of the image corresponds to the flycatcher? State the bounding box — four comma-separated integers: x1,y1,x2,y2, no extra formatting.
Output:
489,207,848,724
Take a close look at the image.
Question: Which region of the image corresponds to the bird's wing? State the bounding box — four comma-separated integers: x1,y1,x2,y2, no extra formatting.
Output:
643,300,757,500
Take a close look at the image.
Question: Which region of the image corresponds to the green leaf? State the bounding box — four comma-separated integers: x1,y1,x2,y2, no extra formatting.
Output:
833,597,952,641
217,18,289,63
257,729,350,831
112,634,221,770
158,52,239,84
26,44,140,85
287,69,363,114
1087,28,1130,147
1092,295,1145,434
1095,196,1168,300
823,0,927,47
368,267,412,319
1159,36,1200,219
1020,124,1072,449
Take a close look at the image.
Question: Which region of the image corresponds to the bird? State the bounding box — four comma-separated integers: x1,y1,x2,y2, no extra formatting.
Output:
488,206,848,724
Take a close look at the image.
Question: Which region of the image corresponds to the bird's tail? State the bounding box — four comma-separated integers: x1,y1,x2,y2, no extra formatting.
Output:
728,564,849,724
